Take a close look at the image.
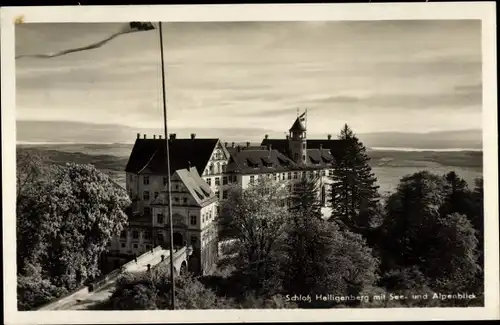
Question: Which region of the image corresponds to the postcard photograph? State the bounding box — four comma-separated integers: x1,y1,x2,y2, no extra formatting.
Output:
2,3,498,324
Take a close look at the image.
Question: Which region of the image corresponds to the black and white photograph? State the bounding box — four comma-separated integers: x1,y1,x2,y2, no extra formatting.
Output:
2,3,498,323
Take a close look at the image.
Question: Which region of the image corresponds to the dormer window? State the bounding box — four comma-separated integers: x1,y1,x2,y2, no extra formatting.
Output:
310,156,320,164
246,157,260,168
261,157,273,168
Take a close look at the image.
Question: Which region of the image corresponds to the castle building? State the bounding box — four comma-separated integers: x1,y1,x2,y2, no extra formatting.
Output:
106,115,347,273
260,116,347,217
106,133,228,274
151,167,218,275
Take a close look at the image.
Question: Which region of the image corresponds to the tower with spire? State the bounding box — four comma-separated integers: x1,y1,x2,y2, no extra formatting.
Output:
288,113,307,165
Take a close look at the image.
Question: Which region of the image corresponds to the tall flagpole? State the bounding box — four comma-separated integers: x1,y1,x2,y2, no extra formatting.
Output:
159,21,176,310
305,108,308,131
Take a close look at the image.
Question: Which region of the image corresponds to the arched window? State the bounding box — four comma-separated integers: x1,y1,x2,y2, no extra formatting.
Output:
321,185,326,206
222,163,226,172
217,162,221,174
209,163,214,174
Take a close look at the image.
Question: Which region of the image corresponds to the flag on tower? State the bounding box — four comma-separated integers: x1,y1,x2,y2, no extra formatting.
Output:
16,22,155,60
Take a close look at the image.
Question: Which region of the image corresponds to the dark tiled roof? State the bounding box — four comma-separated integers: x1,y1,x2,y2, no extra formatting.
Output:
306,139,350,159
289,117,306,132
226,145,266,156
260,139,292,158
226,148,299,174
306,149,334,168
125,138,219,175
261,138,349,160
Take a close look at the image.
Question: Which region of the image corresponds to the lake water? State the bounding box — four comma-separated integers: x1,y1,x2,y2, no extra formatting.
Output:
373,165,482,196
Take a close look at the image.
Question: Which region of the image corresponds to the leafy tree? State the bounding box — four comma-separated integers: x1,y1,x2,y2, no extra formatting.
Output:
105,265,233,310
17,263,68,311
379,171,446,270
471,177,484,265
367,266,440,308
289,177,322,219
440,171,476,219
16,152,57,271
218,176,289,293
329,124,380,232
379,171,481,293
427,213,480,292
281,178,379,308
16,155,131,310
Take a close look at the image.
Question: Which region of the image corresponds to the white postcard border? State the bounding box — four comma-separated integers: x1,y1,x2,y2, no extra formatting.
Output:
1,2,498,324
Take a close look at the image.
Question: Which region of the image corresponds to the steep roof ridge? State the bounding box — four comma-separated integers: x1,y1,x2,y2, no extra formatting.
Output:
176,167,216,207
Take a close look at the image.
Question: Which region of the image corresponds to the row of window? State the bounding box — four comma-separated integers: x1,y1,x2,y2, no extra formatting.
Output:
154,233,198,245
120,230,151,240
142,191,190,204
131,175,187,189
206,175,238,186
129,175,169,186
205,161,227,175
154,213,216,227
119,242,151,250
202,208,215,223
214,190,229,200
249,170,331,183
119,234,199,249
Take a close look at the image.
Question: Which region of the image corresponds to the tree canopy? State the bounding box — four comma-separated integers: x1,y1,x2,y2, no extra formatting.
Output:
329,124,380,232
378,171,481,296
16,153,130,310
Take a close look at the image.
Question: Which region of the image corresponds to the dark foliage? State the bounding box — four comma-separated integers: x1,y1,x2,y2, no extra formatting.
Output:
16,152,130,310
329,124,380,232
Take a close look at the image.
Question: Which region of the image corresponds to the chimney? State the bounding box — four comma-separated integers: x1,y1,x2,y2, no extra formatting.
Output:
286,135,289,140
153,135,156,139
190,133,196,140
246,141,250,148
265,134,269,140
231,142,235,148
327,134,332,140
237,145,241,152
137,133,140,139
224,142,228,148
169,133,176,140
319,144,323,151
143,134,147,139
159,135,162,139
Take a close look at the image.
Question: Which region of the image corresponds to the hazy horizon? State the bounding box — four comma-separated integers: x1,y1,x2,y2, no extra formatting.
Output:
16,20,482,144
16,119,483,150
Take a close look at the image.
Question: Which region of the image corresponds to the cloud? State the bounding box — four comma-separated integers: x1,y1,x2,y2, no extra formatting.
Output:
15,20,482,139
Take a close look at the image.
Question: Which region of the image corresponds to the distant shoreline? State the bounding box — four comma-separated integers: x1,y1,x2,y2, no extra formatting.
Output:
368,147,482,152
16,142,483,153
16,141,135,146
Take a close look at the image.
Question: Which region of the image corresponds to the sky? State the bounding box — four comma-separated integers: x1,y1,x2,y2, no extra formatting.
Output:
15,20,482,143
